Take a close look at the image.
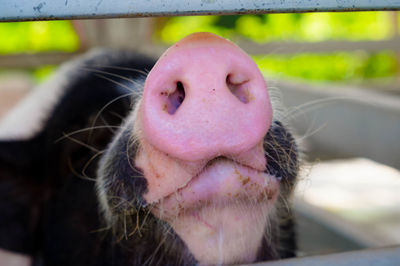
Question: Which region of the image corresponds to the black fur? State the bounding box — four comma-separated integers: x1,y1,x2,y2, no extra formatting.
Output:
0,50,298,265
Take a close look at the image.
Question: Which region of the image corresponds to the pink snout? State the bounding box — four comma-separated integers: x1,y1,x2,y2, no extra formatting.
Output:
140,32,273,162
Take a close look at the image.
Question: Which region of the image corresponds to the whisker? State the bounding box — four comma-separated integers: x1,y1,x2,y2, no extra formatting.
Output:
126,136,141,175
61,133,100,153
55,125,122,143
99,115,116,134
86,64,150,76
67,157,98,182
143,225,171,266
109,111,125,120
298,120,328,141
92,73,136,92
284,96,350,120
90,225,112,233
128,207,143,237
140,205,154,232
81,67,142,88
82,150,106,179
86,89,132,139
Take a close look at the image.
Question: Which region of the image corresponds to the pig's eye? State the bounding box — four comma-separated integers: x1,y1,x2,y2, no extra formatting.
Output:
226,74,251,104
164,81,186,114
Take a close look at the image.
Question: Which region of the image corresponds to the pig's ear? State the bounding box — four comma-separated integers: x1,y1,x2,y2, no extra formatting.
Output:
0,139,42,255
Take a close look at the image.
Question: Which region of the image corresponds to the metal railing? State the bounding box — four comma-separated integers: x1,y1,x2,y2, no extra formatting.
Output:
252,246,400,266
1,0,400,22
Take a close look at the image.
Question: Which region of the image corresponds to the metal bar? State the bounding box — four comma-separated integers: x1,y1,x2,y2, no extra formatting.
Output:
249,246,400,266
1,0,400,22
293,200,382,248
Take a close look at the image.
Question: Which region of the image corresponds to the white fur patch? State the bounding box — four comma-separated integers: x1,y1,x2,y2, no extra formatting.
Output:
0,68,69,140
0,50,106,140
0,248,31,266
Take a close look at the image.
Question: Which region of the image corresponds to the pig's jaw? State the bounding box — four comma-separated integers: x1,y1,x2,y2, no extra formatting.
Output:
159,161,278,265
168,201,275,265
135,137,279,265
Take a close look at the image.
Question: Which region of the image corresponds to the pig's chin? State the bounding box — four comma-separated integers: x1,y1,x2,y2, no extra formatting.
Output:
151,160,278,265
136,145,278,264
152,159,279,265
135,136,279,264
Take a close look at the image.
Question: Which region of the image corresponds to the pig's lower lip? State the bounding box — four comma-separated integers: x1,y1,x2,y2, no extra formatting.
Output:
152,157,279,218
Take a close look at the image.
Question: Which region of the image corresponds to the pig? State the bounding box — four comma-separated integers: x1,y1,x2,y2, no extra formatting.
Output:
0,32,299,266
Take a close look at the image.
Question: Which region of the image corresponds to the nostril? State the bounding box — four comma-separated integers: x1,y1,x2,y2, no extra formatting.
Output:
226,74,252,104
161,81,186,114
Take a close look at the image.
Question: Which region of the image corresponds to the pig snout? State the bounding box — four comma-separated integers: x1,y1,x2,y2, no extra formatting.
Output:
136,33,275,202
133,33,279,265
140,32,273,162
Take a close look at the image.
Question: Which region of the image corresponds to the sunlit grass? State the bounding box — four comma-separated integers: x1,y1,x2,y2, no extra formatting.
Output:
159,12,395,44
0,21,79,54
33,65,57,82
254,51,398,82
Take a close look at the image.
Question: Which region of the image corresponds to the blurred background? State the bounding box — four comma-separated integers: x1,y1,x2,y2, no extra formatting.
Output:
0,13,399,257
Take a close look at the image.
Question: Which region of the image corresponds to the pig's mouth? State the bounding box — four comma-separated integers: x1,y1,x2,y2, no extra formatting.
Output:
148,156,279,265
151,156,279,218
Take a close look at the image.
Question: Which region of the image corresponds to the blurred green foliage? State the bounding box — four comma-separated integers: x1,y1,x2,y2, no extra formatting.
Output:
158,12,399,82
0,12,399,83
33,65,57,82
0,21,79,54
254,51,398,81
159,12,396,44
